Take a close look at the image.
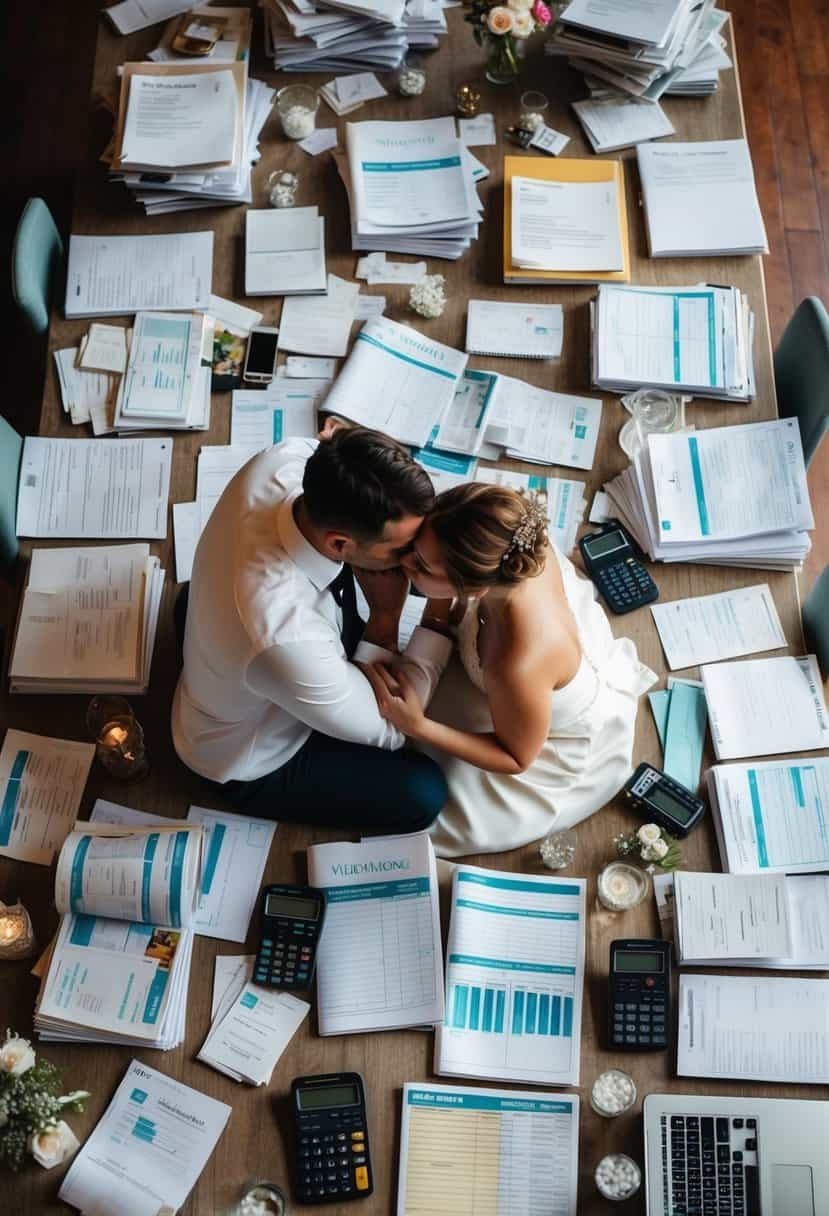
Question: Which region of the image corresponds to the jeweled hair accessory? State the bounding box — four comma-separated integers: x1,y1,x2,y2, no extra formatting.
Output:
503,490,548,560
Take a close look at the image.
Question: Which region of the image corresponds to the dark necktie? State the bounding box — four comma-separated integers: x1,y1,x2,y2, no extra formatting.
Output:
329,564,364,659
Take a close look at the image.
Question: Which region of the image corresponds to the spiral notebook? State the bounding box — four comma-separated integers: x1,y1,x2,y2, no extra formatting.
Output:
465,300,563,359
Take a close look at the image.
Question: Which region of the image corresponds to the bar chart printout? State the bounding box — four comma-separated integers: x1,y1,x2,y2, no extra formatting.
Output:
397,1083,579,1216
435,866,586,1086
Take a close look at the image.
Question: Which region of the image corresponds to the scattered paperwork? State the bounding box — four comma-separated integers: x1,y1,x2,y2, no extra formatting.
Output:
65,232,213,317
0,731,94,865
650,584,786,669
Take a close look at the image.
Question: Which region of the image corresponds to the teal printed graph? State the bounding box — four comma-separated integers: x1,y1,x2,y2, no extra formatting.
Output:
449,984,573,1038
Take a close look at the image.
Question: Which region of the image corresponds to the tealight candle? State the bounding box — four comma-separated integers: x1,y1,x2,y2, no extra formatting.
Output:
597,862,649,911
0,900,36,960
95,713,150,783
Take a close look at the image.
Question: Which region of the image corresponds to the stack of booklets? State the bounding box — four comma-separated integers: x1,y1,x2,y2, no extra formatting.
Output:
34,822,202,1049
638,140,767,256
478,373,602,471
339,118,483,260
9,544,165,694
306,832,444,1035
671,870,829,969
262,0,444,72
503,156,630,285
547,0,731,101
592,283,755,401
107,51,274,215
604,418,813,570
111,311,213,432
245,207,327,296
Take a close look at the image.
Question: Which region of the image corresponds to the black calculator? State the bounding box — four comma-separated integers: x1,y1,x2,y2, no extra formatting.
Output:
292,1072,373,1204
578,519,658,614
253,884,325,989
622,762,707,838
608,939,671,1051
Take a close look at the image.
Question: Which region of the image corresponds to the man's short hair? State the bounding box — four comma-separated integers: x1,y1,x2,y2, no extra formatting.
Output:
302,425,434,542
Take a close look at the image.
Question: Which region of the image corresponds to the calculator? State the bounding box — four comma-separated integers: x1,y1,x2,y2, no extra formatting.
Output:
622,762,707,838
608,939,671,1051
253,884,325,989
578,520,659,614
291,1072,373,1204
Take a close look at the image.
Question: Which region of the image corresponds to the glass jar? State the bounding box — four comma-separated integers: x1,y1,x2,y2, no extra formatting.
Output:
539,827,578,871
519,89,548,133
597,862,649,912
590,1069,637,1117
276,84,319,140
619,388,686,459
594,1153,642,1201
234,1181,287,1216
398,54,427,96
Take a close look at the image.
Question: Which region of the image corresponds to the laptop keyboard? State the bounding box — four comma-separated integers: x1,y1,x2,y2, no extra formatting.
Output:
660,1114,762,1216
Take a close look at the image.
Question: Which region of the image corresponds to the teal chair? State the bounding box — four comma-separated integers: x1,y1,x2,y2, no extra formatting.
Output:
0,415,23,567
774,296,829,468
803,563,829,678
11,198,64,335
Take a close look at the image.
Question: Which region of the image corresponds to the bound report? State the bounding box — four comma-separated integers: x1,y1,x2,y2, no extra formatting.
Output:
245,206,326,296
306,833,444,1035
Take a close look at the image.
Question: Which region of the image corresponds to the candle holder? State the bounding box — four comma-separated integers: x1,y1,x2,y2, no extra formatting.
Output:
455,82,481,118
597,861,649,912
539,827,577,871
234,1181,287,1216
87,695,150,783
0,900,36,960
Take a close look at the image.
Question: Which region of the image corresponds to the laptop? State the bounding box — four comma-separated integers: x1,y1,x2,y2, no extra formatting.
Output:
644,1093,829,1215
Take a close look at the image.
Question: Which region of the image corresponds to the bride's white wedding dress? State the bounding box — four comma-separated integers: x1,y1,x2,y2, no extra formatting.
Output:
425,545,657,858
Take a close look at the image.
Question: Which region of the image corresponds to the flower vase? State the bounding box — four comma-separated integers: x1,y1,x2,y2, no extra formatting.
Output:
484,33,520,85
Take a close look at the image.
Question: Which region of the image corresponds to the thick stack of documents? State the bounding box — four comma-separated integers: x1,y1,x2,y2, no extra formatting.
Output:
339,118,483,260
604,419,813,570
262,0,444,73
65,231,213,318
701,654,829,760
592,283,755,401
307,832,444,1035
112,311,213,431
34,822,202,1049
9,544,165,694
436,865,586,1086
547,0,731,102
503,156,630,285
245,207,326,296
638,140,768,256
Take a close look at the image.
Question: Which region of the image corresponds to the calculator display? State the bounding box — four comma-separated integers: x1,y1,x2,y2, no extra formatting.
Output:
646,785,695,824
298,1082,360,1109
264,893,321,920
582,530,629,560
615,950,664,972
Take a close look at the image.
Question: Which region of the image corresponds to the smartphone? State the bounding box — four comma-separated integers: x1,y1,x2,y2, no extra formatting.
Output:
243,327,279,384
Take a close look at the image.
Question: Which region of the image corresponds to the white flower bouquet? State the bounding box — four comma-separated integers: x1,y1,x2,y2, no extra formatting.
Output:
614,822,682,873
0,1031,88,1172
464,0,554,83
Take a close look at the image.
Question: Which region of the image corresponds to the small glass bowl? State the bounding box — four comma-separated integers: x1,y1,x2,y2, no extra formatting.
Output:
594,1153,642,1201
276,84,319,140
519,89,548,133
398,54,427,96
234,1181,287,1216
590,1069,637,1118
597,862,650,912
539,827,578,871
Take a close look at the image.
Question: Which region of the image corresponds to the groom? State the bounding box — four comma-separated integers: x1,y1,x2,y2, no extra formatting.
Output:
171,422,451,830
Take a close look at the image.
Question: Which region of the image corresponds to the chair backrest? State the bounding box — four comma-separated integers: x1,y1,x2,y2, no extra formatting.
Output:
803,564,829,679
0,415,23,567
774,296,829,468
11,197,64,336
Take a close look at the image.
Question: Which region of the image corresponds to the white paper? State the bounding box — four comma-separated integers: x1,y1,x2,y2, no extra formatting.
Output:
173,500,200,583
194,444,259,527
54,348,113,425
0,731,94,865
278,274,358,356
298,127,339,156
65,231,213,318
16,436,172,540
487,377,602,471
677,974,829,1084
354,293,386,321
559,0,684,44
211,955,254,1020
78,324,128,374
431,370,498,456
475,468,587,556
229,383,324,451
530,125,570,156
284,356,337,379
198,982,309,1085
651,584,786,670
106,0,191,35
59,1060,230,1216
121,70,237,168
702,654,829,760
589,489,611,523
186,806,276,943
413,448,478,495
208,294,262,335
245,207,325,297
466,300,563,359
673,872,792,963
458,113,496,147
573,97,674,153
355,252,426,284
436,866,586,1086
511,175,623,271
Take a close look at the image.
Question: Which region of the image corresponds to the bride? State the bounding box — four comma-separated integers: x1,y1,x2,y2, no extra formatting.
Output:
363,483,656,857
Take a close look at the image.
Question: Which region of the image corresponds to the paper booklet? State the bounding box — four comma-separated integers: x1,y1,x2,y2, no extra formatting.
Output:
34,821,203,1049
245,207,326,296
306,832,444,1035
59,1059,230,1216
435,865,586,1087
116,311,214,428
701,654,829,760
65,232,213,318
465,300,563,359
0,730,94,865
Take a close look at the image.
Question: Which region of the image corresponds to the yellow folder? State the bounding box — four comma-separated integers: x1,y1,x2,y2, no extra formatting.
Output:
503,155,631,285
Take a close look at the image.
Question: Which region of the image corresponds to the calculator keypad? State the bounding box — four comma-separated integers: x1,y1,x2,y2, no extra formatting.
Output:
610,977,668,1050
596,559,658,615
297,1114,371,1202
254,919,317,988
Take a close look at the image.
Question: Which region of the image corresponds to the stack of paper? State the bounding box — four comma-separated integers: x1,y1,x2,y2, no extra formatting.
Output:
475,468,587,556
706,757,829,876
503,156,630,285
9,544,164,695
478,372,602,471
198,955,309,1085
572,96,674,153
245,207,327,296
263,0,444,74
307,832,444,1035
320,72,388,115
34,822,202,1049
339,118,483,260
592,283,756,401
322,316,467,447
59,1060,230,1216
648,677,707,792
279,273,360,356
436,865,586,1086
638,140,768,256
547,0,732,102
54,348,116,425
605,420,813,570
111,312,213,432
65,232,213,318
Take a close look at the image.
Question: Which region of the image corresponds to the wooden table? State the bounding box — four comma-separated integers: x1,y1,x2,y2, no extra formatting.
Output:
0,6,819,1214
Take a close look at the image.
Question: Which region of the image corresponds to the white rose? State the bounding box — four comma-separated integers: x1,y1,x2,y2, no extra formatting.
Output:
650,838,669,860
640,842,661,861
637,823,662,846
0,1035,36,1077
512,10,534,35
506,0,533,10
29,1121,80,1170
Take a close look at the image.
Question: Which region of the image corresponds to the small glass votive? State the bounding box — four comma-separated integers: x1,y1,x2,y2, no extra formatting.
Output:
235,1181,287,1216
595,1153,642,1201
0,900,36,961
88,696,150,783
519,90,548,133
398,54,427,96
539,827,577,871
619,388,686,459
455,82,481,118
276,84,319,140
597,862,649,912
267,170,299,209
590,1069,637,1117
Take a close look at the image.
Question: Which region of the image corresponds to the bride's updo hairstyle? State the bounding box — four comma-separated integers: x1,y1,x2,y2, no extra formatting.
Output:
428,484,548,592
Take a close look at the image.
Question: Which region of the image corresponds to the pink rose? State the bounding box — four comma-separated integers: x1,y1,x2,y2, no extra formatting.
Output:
531,0,552,26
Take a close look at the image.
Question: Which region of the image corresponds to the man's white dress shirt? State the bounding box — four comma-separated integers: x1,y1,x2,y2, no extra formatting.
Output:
172,439,451,783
